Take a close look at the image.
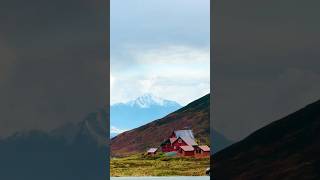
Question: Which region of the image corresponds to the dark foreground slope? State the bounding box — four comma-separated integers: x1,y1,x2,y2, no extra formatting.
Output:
111,94,232,156
214,129,233,154
0,110,107,180
213,100,320,180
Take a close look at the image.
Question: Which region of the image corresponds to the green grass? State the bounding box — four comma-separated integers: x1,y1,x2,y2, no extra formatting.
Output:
110,153,210,176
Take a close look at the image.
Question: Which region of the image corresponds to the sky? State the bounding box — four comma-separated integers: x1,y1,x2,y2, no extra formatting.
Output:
213,0,320,141
110,0,210,106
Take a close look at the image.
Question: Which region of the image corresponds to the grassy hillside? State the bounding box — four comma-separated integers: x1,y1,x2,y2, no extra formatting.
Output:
110,154,209,176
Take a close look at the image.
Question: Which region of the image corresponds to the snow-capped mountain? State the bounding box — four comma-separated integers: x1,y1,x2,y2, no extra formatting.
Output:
110,94,182,137
117,93,180,108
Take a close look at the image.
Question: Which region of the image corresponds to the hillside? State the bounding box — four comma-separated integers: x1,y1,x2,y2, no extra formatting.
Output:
212,99,320,179
111,94,232,156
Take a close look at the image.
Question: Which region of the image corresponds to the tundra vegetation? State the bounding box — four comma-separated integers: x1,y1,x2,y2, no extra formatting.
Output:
110,153,210,176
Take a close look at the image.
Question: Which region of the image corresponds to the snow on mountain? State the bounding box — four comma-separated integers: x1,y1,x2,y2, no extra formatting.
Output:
120,93,180,108
110,94,182,137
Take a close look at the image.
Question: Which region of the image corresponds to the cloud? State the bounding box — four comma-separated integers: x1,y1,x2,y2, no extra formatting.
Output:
110,74,115,89
111,0,210,49
110,45,210,105
110,126,127,134
134,46,209,65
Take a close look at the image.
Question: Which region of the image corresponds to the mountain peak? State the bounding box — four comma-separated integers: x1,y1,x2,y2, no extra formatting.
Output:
127,93,180,108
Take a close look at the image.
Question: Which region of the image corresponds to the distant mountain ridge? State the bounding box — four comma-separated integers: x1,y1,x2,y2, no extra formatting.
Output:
110,94,182,136
213,99,320,179
0,109,107,180
113,93,181,108
124,93,181,108
111,94,232,156
50,110,106,146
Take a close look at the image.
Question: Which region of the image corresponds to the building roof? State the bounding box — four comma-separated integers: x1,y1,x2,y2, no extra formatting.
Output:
198,145,210,152
180,136,198,146
147,148,158,153
171,136,198,146
174,130,195,139
170,137,198,146
169,138,177,144
180,145,194,151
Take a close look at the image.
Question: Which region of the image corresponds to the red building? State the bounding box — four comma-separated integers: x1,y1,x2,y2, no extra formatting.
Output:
194,145,210,157
152,129,210,157
161,130,198,152
179,145,195,156
161,138,178,152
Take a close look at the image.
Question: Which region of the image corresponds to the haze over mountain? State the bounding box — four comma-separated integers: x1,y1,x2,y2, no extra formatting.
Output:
213,99,320,179
111,94,232,156
110,93,181,137
0,109,107,180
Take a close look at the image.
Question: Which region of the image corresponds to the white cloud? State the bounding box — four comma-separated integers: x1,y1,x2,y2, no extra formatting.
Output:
110,126,127,134
110,74,115,89
110,45,210,105
134,45,210,65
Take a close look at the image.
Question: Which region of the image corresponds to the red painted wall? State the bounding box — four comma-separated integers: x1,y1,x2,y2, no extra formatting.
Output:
161,138,188,152
193,146,210,157
183,150,195,156
161,144,174,152
172,138,188,150
201,151,210,156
